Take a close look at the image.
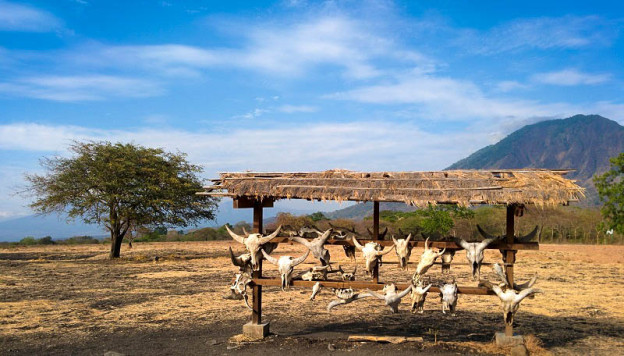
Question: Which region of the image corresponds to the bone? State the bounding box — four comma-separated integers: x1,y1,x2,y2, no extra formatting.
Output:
454,233,500,281
290,228,333,266
228,247,253,274
439,282,458,315
366,283,412,313
261,248,309,290
367,226,388,240
338,265,357,281
226,225,282,270
327,288,372,311
410,281,432,314
353,237,394,275
491,284,542,326
310,282,322,300
392,234,413,270
415,237,445,276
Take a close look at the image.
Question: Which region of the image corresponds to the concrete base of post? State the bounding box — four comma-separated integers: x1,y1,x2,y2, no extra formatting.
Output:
243,322,270,339
495,332,524,347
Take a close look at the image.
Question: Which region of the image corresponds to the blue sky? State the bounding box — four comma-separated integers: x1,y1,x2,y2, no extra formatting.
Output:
0,0,623,220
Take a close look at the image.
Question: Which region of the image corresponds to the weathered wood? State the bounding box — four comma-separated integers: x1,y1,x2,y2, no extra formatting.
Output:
347,335,424,344
251,200,263,325
234,197,274,209
274,185,504,191
251,277,495,295
504,204,516,337
372,201,380,283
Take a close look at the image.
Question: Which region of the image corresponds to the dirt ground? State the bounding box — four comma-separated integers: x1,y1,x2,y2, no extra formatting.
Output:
1,241,623,355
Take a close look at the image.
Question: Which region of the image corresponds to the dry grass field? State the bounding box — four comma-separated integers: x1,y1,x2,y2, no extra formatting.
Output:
1,241,623,355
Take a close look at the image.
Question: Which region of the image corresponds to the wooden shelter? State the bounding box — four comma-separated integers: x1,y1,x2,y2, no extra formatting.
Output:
199,169,583,338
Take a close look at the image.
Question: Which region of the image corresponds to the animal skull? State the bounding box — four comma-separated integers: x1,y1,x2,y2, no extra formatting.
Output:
440,249,456,274
226,225,282,270
367,283,413,313
367,226,389,240
261,248,309,290
454,231,500,281
327,288,372,311
290,228,333,266
352,237,394,275
439,282,458,315
411,280,432,314
228,247,253,274
392,234,413,270
338,265,357,281
491,284,541,325
310,282,322,300
415,238,446,276
343,245,356,262
301,265,331,281
227,273,253,310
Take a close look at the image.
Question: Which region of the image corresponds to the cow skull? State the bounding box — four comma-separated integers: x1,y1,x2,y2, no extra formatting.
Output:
226,273,253,310
440,249,456,274
352,237,394,275
310,282,322,301
411,280,432,314
439,281,458,315
455,231,501,281
338,265,357,281
367,226,389,240
261,248,309,290
367,283,412,313
491,284,541,325
301,265,331,281
392,234,413,270
228,247,253,274
327,288,372,311
415,237,446,276
226,225,282,270
290,228,333,266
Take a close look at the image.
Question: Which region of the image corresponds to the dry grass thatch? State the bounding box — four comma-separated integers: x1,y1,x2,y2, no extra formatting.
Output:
200,169,584,207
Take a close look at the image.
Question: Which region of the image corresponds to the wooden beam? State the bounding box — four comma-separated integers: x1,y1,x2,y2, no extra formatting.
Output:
251,200,263,325
504,204,516,336
372,201,380,284
234,196,274,209
251,277,495,295
274,185,504,191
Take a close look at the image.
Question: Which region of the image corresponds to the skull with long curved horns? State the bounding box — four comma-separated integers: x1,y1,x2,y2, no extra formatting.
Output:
226,225,281,270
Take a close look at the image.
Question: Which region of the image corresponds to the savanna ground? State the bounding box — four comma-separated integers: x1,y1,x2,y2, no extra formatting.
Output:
1,241,623,355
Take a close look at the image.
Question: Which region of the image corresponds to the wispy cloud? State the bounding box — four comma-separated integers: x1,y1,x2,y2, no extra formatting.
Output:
458,15,617,54
532,68,611,86
0,1,62,32
0,75,164,101
276,105,318,113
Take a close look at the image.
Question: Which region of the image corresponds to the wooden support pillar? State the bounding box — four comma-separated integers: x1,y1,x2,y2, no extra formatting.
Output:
504,203,517,336
251,200,263,325
372,201,380,283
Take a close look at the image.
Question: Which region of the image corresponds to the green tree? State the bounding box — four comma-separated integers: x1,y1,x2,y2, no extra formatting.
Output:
594,153,624,234
25,141,218,258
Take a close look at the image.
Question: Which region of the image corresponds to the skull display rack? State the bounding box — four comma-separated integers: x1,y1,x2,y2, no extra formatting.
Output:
198,169,583,339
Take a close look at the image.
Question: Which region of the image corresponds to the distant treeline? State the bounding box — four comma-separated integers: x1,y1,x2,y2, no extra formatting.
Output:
3,205,621,246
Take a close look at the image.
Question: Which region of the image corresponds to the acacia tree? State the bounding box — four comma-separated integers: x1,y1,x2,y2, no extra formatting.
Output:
25,141,218,258
594,152,624,234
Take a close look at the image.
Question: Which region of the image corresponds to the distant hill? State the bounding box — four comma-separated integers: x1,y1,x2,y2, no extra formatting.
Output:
447,114,624,205
325,202,416,220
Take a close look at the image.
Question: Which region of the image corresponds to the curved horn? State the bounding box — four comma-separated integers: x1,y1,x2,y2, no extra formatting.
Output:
454,237,470,250
519,225,539,242
376,245,395,256
422,284,432,293
290,235,312,247
477,224,497,240
424,237,430,250
260,249,279,265
319,228,333,244
381,227,388,238
352,265,357,275
367,227,373,237
392,236,398,245
436,247,447,257
515,288,542,303
229,247,245,267
225,225,246,244
493,263,511,287
258,225,282,244
352,236,364,251
515,275,538,290
405,233,412,244
292,249,310,266
242,227,249,235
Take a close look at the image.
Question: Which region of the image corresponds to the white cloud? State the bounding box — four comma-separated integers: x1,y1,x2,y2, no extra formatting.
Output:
456,15,616,54
0,75,164,101
532,69,611,86
277,105,318,113
495,81,527,92
0,1,62,32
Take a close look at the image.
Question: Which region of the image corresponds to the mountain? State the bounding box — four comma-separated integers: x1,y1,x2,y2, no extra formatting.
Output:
447,114,624,204
325,202,416,220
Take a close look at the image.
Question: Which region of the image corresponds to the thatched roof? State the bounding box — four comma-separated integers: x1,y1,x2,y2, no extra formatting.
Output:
199,169,584,207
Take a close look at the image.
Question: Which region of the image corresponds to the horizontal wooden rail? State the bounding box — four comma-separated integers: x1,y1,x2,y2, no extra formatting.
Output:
267,237,539,251
251,277,495,295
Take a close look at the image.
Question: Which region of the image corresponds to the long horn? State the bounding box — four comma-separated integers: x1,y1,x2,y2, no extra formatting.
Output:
376,245,395,256
292,249,310,266
225,225,246,244
242,227,249,235
229,247,244,267
381,227,388,238
424,237,430,250
519,225,539,242
260,249,279,265
422,284,432,293
436,247,447,257
405,233,412,244
258,225,282,244
477,225,497,240
493,263,511,287
392,236,398,245
352,236,364,251
515,275,538,290
515,288,542,303
319,228,333,244
454,237,470,250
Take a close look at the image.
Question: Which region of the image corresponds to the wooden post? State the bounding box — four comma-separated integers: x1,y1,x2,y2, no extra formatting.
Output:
372,201,380,283
252,200,263,325
504,204,517,336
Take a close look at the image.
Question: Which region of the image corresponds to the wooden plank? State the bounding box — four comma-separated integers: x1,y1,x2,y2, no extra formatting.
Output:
348,335,424,343
251,278,495,295
372,201,380,284
504,204,516,337
274,185,504,191
234,197,274,209
251,200,263,325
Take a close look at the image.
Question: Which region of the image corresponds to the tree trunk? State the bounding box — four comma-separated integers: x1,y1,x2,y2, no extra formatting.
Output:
110,231,124,259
